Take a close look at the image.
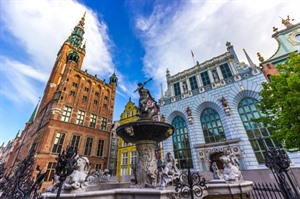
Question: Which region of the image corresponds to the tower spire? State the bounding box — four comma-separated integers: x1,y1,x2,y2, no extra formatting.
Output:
26,99,40,125
67,12,86,49
243,48,255,68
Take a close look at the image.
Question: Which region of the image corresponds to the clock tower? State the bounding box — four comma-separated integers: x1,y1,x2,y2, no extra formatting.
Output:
5,13,118,192
258,15,300,81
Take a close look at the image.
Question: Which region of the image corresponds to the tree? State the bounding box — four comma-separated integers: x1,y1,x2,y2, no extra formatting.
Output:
256,52,300,152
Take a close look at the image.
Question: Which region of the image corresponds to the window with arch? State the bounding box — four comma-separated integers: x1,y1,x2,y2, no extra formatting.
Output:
172,116,193,169
238,97,277,164
200,108,226,143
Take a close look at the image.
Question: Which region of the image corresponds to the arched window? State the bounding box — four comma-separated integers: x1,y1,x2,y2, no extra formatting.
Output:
238,97,276,164
200,108,226,143
172,116,193,169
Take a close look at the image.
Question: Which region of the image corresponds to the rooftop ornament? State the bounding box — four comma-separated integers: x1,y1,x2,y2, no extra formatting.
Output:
281,15,294,28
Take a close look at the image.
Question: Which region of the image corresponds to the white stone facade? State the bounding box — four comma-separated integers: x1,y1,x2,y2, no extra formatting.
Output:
159,43,300,171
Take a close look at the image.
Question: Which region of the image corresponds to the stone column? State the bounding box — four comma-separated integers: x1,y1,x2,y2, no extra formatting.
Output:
228,62,238,75
207,69,215,84
196,74,203,87
216,66,224,80
186,78,191,91
135,140,157,188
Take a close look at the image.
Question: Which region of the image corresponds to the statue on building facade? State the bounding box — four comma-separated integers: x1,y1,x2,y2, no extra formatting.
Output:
219,154,243,182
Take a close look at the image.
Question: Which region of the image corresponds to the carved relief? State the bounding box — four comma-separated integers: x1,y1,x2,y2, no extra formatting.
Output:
125,126,134,136
136,143,157,187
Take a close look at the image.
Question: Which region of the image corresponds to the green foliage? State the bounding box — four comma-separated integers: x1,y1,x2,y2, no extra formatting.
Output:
256,52,300,152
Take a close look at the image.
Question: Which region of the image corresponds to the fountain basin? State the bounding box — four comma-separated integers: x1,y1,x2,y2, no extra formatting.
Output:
116,120,174,143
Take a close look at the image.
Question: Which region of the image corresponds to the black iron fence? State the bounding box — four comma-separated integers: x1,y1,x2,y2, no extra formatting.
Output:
249,182,284,199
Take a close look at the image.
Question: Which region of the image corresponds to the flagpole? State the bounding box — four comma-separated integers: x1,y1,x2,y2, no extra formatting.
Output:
191,50,195,65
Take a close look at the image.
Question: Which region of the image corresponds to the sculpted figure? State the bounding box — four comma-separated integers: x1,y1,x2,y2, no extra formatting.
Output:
221,97,228,108
46,156,90,192
63,156,90,189
220,155,242,182
134,78,159,119
211,162,223,180
159,152,180,187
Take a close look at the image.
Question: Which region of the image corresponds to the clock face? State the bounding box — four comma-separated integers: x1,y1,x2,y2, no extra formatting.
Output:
289,30,300,45
295,34,300,42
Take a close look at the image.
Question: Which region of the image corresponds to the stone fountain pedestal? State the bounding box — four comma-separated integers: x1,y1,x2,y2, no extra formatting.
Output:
116,120,174,188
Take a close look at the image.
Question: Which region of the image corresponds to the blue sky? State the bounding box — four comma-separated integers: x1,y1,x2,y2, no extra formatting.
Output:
0,0,299,145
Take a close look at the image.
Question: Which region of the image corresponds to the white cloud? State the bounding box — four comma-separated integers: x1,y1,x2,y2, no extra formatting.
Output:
135,0,300,95
0,57,47,104
0,0,117,104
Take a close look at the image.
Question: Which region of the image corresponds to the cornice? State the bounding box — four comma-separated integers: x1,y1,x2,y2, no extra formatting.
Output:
168,52,232,83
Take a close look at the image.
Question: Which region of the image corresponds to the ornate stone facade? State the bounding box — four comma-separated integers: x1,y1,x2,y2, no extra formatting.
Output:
159,34,300,172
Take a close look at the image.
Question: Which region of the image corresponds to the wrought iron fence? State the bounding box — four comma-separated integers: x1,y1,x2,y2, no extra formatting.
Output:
0,148,45,199
248,182,284,199
265,147,300,199
167,168,207,199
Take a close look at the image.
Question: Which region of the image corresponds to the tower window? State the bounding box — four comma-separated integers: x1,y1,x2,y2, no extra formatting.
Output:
101,117,108,131
44,162,57,182
84,87,89,92
84,137,93,156
89,114,97,128
97,139,104,157
52,132,65,153
70,135,80,152
70,91,76,96
104,96,108,100
103,104,107,109
76,110,85,125
72,82,78,87
94,100,98,105
83,96,88,101
61,106,72,122
95,92,99,96
95,164,102,170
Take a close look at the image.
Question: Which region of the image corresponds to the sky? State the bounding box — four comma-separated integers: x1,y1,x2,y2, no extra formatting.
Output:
0,0,299,145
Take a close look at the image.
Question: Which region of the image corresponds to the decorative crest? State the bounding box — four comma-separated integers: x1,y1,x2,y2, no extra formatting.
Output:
281,15,294,28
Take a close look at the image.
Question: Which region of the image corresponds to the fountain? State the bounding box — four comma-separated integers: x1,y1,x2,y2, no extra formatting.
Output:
116,78,175,188
40,79,253,199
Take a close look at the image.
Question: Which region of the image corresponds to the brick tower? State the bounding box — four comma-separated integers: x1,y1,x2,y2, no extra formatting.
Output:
5,13,118,191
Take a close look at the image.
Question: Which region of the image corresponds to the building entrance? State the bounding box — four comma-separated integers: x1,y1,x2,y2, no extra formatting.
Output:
209,152,224,171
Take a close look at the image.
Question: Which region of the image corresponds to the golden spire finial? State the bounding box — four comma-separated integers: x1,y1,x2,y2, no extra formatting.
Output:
78,12,86,28
257,52,264,63
281,15,294,28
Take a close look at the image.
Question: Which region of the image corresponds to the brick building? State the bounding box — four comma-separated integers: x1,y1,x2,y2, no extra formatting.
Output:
4,13,118,191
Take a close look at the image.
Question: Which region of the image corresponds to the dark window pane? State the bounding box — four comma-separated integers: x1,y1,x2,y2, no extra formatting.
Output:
172,116,193,169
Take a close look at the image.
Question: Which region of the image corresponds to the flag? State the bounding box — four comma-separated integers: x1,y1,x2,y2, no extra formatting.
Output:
191,50,194,58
